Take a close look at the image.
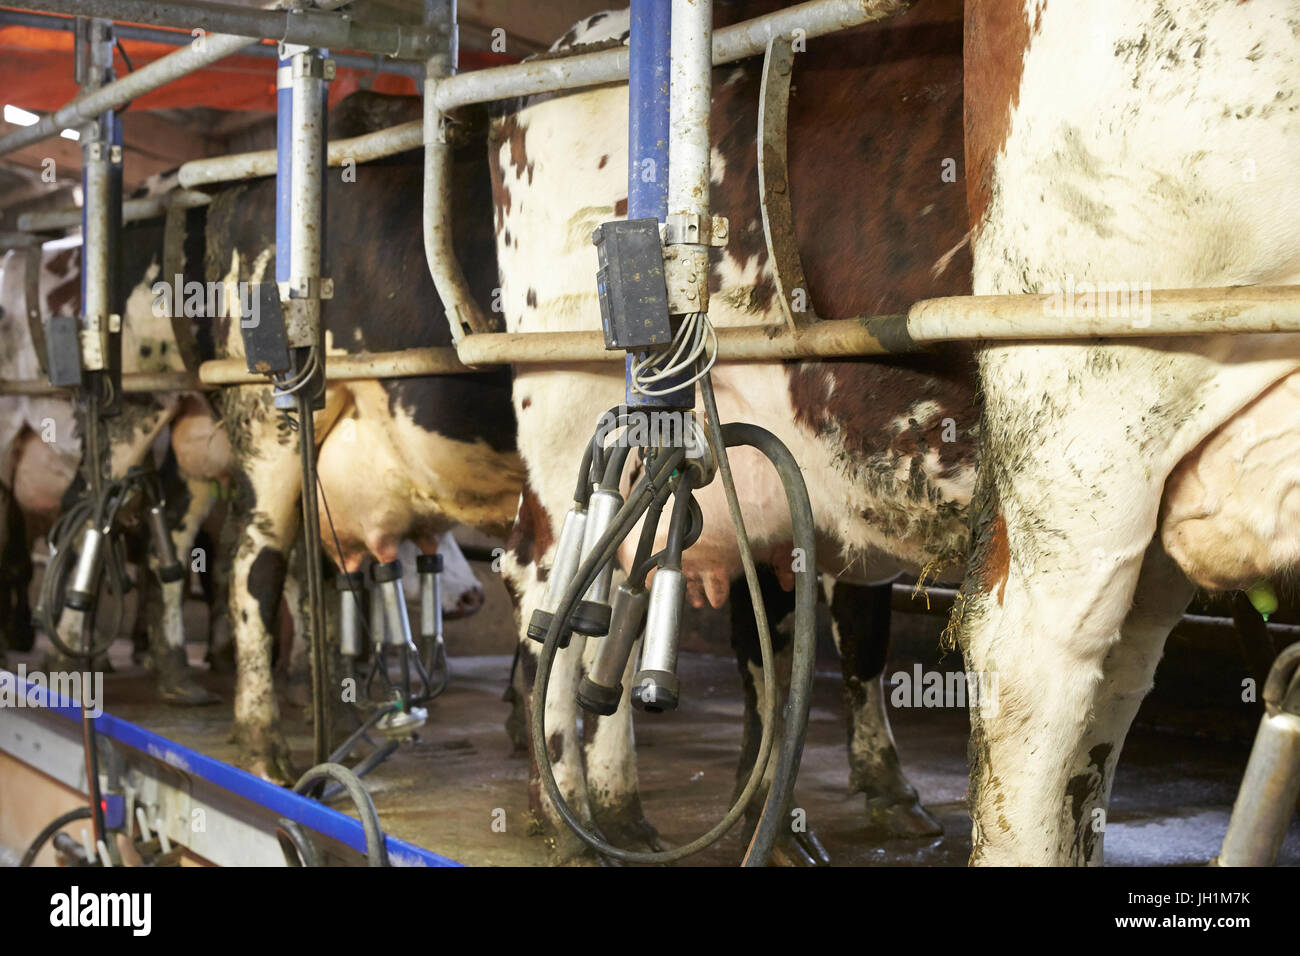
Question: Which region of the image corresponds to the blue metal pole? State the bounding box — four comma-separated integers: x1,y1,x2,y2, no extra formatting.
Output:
625,0,687,409
627,0,670,223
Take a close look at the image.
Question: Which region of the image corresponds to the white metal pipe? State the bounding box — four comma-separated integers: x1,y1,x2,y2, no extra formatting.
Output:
287,50,325,344
668,0,713,227
907,285,1300,341
0,32,254,159
178,120,421,188
17,190,211,233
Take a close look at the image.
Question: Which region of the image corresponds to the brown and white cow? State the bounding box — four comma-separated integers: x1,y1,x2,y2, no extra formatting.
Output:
491,1,974,861
956,0,1300,864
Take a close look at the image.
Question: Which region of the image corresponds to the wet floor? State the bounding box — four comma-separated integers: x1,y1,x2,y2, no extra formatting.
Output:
14,637,1298,867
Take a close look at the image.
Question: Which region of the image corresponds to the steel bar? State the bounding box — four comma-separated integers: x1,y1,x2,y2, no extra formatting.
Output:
17,189,211,232
0,9,425,79
4,0,437,59
668,0,712,229
0,0,353,160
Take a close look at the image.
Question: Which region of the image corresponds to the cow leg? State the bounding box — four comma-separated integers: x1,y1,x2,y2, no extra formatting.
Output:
730,566,829,866
580,571,662,854
503,483,601,864
827,578,942,838
152,474,219,705
224,392,301,783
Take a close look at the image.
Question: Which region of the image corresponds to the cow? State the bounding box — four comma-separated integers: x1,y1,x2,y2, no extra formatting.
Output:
0,228,226,703
491,0,973,862
204,93,523,780
956,0,1300,864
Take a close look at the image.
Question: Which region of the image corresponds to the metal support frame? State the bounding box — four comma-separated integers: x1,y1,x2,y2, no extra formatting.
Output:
3,0,439,59
77,18,122,380
0,9,426,80
2,0,1300,386
0,0,362,160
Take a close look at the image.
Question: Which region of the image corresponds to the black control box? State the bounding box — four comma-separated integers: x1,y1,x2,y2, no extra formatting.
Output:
593,218,672,350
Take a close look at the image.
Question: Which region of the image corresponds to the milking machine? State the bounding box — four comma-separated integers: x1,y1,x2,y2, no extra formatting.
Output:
1217,642,1300,865
526,0,818,865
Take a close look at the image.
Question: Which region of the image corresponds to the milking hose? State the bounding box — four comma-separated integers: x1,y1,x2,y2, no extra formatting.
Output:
19,806,94,867
531,443,781,863
706,404,818,866
293,762,388,866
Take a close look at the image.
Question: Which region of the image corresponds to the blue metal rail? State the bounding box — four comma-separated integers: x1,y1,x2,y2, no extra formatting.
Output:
3,671,460,867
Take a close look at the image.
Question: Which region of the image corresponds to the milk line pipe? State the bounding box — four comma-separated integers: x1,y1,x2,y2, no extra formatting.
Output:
9,284,1300,395
0,0,362,159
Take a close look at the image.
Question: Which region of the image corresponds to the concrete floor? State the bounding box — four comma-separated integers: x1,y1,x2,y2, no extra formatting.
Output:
13,635,1297,867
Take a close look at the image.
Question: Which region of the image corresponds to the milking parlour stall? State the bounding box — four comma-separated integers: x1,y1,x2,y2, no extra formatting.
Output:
0,0,1296,935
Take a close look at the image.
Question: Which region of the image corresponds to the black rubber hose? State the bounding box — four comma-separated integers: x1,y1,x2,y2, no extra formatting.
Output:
627,480,674,590
662,470,698,568
20,806,93,867
717,421,818,868
321,740,400,803
276,817,323,867
327,703,396,764
293,762,389,866
600,442,634,490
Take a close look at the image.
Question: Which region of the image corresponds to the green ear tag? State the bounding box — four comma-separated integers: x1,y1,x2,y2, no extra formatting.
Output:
1246,579,1278,622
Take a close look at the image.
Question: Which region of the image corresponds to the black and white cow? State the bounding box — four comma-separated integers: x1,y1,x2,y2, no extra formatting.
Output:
203,93,522,779
491,0,972,861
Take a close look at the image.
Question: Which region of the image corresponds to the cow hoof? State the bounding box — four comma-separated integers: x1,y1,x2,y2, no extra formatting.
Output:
205,642,236,674
861,793,943,839
768,828,833,867
233,725,298,785
158,676,221,707
591,803,665,855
